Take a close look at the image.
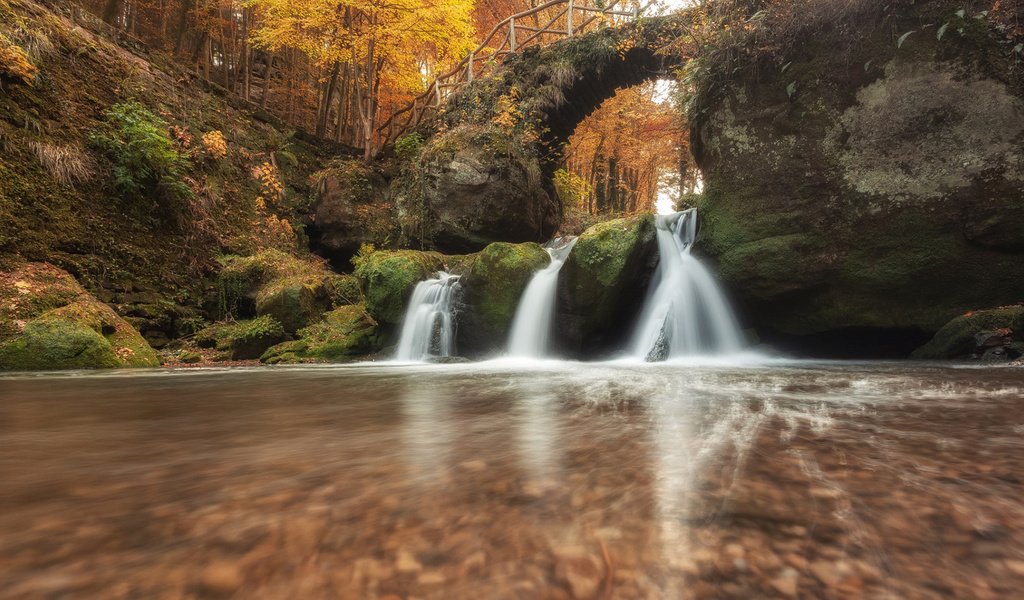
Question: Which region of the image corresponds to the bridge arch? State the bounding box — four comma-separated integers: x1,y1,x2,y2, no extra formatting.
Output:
391,15,692,252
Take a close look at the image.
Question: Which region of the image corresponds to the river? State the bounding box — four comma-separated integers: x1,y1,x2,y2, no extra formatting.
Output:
1,361,1022,598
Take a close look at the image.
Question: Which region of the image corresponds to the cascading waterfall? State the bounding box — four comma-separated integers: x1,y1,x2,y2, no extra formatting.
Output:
507,238,578,358
394,272,461,362
632,209,744,360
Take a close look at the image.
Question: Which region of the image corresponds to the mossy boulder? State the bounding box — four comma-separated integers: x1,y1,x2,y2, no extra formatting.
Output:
311,160,392,266
912,305,1024,359
392,125,560,253
195,315,286,360
218,250,359,333
0,263,159,369
457,242,550,354
555,214,657,357
692,11,1024,355
261,304,379,364
353,249,446,325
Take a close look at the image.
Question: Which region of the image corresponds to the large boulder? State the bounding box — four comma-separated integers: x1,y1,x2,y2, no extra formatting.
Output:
912,305,1024,360
393,125,561,253
310,161,391,266
457,242,550,355
261,304,380,364
0,263,160,369
555,214,657,357
353,249,446,325
693,14,1024,356
217,250,357,333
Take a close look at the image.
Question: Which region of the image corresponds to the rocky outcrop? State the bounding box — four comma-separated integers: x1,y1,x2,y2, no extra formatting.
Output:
393,125,561,253
0,263,160,369
913,305,1024,360
693,12,1024,355
457,242,550,355
556,214,657,357
310,161,390,266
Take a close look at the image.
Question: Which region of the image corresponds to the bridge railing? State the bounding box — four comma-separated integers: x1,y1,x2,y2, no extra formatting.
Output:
378,0,653,146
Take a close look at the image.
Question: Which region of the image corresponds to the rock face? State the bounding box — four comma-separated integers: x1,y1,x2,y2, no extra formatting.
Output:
457,242,550,355
394,125,561,253
693,19,1024,355
310,161,390,266
0,263,160,369
555,214,657,358
913,305,1024,360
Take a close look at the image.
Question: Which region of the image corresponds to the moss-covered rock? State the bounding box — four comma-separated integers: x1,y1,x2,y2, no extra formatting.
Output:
458,242,550,353
691,7,1024,354
261,304,379,364
912,305,1024,359
353,249,446,325
555,214,657,357
194,315,286,360
217,250,323,318
0,263,159,369
310,160,392,265
393,124,560,253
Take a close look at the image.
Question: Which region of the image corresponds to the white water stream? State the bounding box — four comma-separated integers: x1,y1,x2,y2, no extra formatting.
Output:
632,209,744,360
507,238,577,358
394,272,461,361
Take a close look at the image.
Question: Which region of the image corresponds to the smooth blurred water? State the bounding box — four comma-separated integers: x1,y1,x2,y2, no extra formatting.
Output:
1,361,1023,598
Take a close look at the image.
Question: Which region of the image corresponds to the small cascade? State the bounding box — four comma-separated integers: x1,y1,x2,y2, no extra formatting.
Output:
394,272,461,361
507,238,578,358
632,209,744,360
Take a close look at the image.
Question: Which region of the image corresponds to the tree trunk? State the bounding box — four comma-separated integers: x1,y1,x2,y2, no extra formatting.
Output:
102,0,123,26
174,0,195,54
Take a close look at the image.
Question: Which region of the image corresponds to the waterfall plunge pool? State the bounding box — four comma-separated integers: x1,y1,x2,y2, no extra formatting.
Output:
2,361,1023,598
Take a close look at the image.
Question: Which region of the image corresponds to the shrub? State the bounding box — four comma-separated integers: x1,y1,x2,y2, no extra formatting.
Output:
89,100,193,203
201,130,228,159
394,132,424,159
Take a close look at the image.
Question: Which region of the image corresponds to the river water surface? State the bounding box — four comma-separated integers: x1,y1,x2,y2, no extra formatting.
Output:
2,362,1023,599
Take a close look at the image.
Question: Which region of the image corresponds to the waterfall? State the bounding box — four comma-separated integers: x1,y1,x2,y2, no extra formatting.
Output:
632,210,744,360
507,238,578,358
394,272,461,362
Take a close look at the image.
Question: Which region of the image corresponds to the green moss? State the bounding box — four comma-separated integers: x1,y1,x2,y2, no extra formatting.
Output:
353,249,446,324
195,315,286,360
912,305,1024,359
261,304,379,364
0,262,159,369
462,242,549,340
571,214,654,288
217,250,322,318
254,274,331,333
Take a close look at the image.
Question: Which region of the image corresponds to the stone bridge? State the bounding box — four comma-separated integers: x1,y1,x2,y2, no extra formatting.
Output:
390,14,691,252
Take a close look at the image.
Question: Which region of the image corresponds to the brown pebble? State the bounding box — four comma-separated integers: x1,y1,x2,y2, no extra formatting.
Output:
199,562,242,595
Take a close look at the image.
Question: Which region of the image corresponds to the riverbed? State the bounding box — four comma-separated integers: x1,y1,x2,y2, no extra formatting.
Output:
1,361,1022,598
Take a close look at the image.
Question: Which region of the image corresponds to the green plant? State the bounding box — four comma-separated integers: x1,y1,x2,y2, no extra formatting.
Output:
89,100,193,202
394,132,424,159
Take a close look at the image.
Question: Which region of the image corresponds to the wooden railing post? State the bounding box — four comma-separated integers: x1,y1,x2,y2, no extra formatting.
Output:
567,0,574,35
509,17,517,52
467,51,474,83
435,84,441,107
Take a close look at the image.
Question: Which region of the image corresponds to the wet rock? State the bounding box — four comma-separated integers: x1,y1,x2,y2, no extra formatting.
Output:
457,242,550,354
556,214,657,358
913,306,1023,359
261,305,378,364
353,250,446,325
